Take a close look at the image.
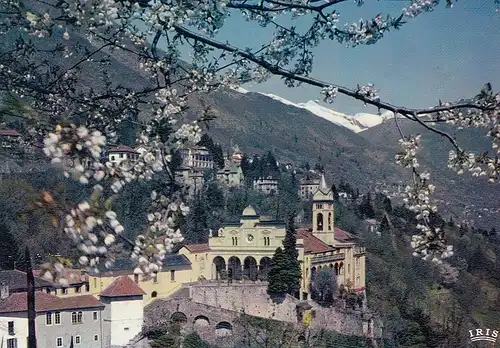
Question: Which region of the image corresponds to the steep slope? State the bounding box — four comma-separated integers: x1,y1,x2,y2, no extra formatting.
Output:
186,89,404,187
362,119,500,228
253,91,393,133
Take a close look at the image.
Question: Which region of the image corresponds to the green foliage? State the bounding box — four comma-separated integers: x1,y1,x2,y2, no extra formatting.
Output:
267,217,301,295
310,268,337,306
183,332,212,348
267,247,288,293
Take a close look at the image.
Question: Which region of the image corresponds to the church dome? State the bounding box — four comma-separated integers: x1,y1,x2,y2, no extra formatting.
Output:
242,205,257,216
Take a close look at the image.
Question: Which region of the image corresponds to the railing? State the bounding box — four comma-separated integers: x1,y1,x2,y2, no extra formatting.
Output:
353,247,366,255
311,253,345,264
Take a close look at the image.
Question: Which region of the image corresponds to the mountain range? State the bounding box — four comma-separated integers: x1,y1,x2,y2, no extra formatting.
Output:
2,21,498,230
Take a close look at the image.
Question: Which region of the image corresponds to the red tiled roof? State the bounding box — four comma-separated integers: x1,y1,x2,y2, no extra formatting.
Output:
296,229,334,254
334,227,356,242
184,243,210,253
0,292,103,314
108,145,137,153
100,276,146,297
0,129,21,136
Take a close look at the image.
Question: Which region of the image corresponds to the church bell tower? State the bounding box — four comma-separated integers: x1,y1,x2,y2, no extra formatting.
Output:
312,174,336,245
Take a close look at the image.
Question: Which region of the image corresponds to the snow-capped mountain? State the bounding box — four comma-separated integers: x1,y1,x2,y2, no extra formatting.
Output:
259,93,394,133
230,87,394,133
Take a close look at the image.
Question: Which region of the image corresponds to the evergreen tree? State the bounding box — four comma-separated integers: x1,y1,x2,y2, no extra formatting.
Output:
267,247,288,293
380,216,390,233
282,216,302,295
331,183,340,201
267,217,301,296
359,192,375,218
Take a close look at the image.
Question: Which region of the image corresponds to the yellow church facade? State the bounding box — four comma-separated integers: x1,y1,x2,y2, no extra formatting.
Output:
179,176,366,300
81,176,366,303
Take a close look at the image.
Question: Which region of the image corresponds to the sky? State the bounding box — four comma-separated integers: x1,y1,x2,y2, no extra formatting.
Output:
179,0,500,115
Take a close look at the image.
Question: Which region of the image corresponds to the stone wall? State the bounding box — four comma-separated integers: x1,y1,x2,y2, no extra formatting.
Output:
189,282,298,322
187,282,382,337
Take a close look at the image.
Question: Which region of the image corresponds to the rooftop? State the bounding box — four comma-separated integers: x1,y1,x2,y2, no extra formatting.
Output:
0,129,21,136
0,270,54,292
0,292,103,314
107,145,138,153
100,276,146,298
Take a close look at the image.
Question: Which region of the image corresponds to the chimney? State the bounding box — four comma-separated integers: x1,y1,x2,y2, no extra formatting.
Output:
1,282,10,299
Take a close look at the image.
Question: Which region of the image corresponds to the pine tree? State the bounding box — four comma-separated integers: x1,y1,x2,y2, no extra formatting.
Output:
281,216,302,295
267,217,302,296
267,247,288,293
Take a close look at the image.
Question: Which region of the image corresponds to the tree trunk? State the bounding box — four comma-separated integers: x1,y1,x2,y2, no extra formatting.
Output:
26,247,37,348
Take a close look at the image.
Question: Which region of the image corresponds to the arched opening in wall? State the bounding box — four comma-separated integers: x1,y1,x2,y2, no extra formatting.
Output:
259,257,271,280
334,263,339,276
317,213,324,231
339,262,344,276
193,315,210,327
213,256,226,280
151,291,157,298
310,267,317,280
328,212,332,231
228,256,242,280
215,321,233,337
170,312,187,324
243,256,258,281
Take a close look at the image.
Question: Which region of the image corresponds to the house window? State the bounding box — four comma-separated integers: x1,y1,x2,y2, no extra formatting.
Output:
93,311,98,321
232,237,238,246
85,283,90,292
72,311,83,324
94,334,99,341
45,288,51,294
75,286,81,293
75,336,81,344
134,274,139,283
8,321,14,335
93,278,97,288
62,288,67,295
152,273,158,283
55,312,61,325
56,337,63,347
6,338,17,348
46,312,52,325
170,270,175,281
110,155,115,161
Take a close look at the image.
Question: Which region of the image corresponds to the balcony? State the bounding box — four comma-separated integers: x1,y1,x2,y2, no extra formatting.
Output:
354,247,366,255
311,253,345,264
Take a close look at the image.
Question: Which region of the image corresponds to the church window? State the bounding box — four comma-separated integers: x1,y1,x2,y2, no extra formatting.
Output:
317,213,324,231
328,213,332,231
232,237,238,246
264,237,270,246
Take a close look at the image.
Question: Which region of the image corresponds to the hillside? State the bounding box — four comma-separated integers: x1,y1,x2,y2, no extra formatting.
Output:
1,14,498,230
362,119,500,228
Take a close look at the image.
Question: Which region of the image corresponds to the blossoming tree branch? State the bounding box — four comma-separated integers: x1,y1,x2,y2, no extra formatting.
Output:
0,0,499,284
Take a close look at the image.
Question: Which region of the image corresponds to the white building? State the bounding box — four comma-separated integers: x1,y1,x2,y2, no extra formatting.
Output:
253,177,279,195
106,145,139,165
98,276,145,347
299,177,320,200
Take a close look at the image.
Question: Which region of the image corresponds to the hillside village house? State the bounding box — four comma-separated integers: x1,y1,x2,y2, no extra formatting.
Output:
179,175,366,300
299,176,320,200
106,145,139,164
252,176,279,194
0,273,146,348
0,129,21,149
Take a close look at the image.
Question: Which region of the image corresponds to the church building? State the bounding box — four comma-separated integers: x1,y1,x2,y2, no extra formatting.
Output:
179,175,366,300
